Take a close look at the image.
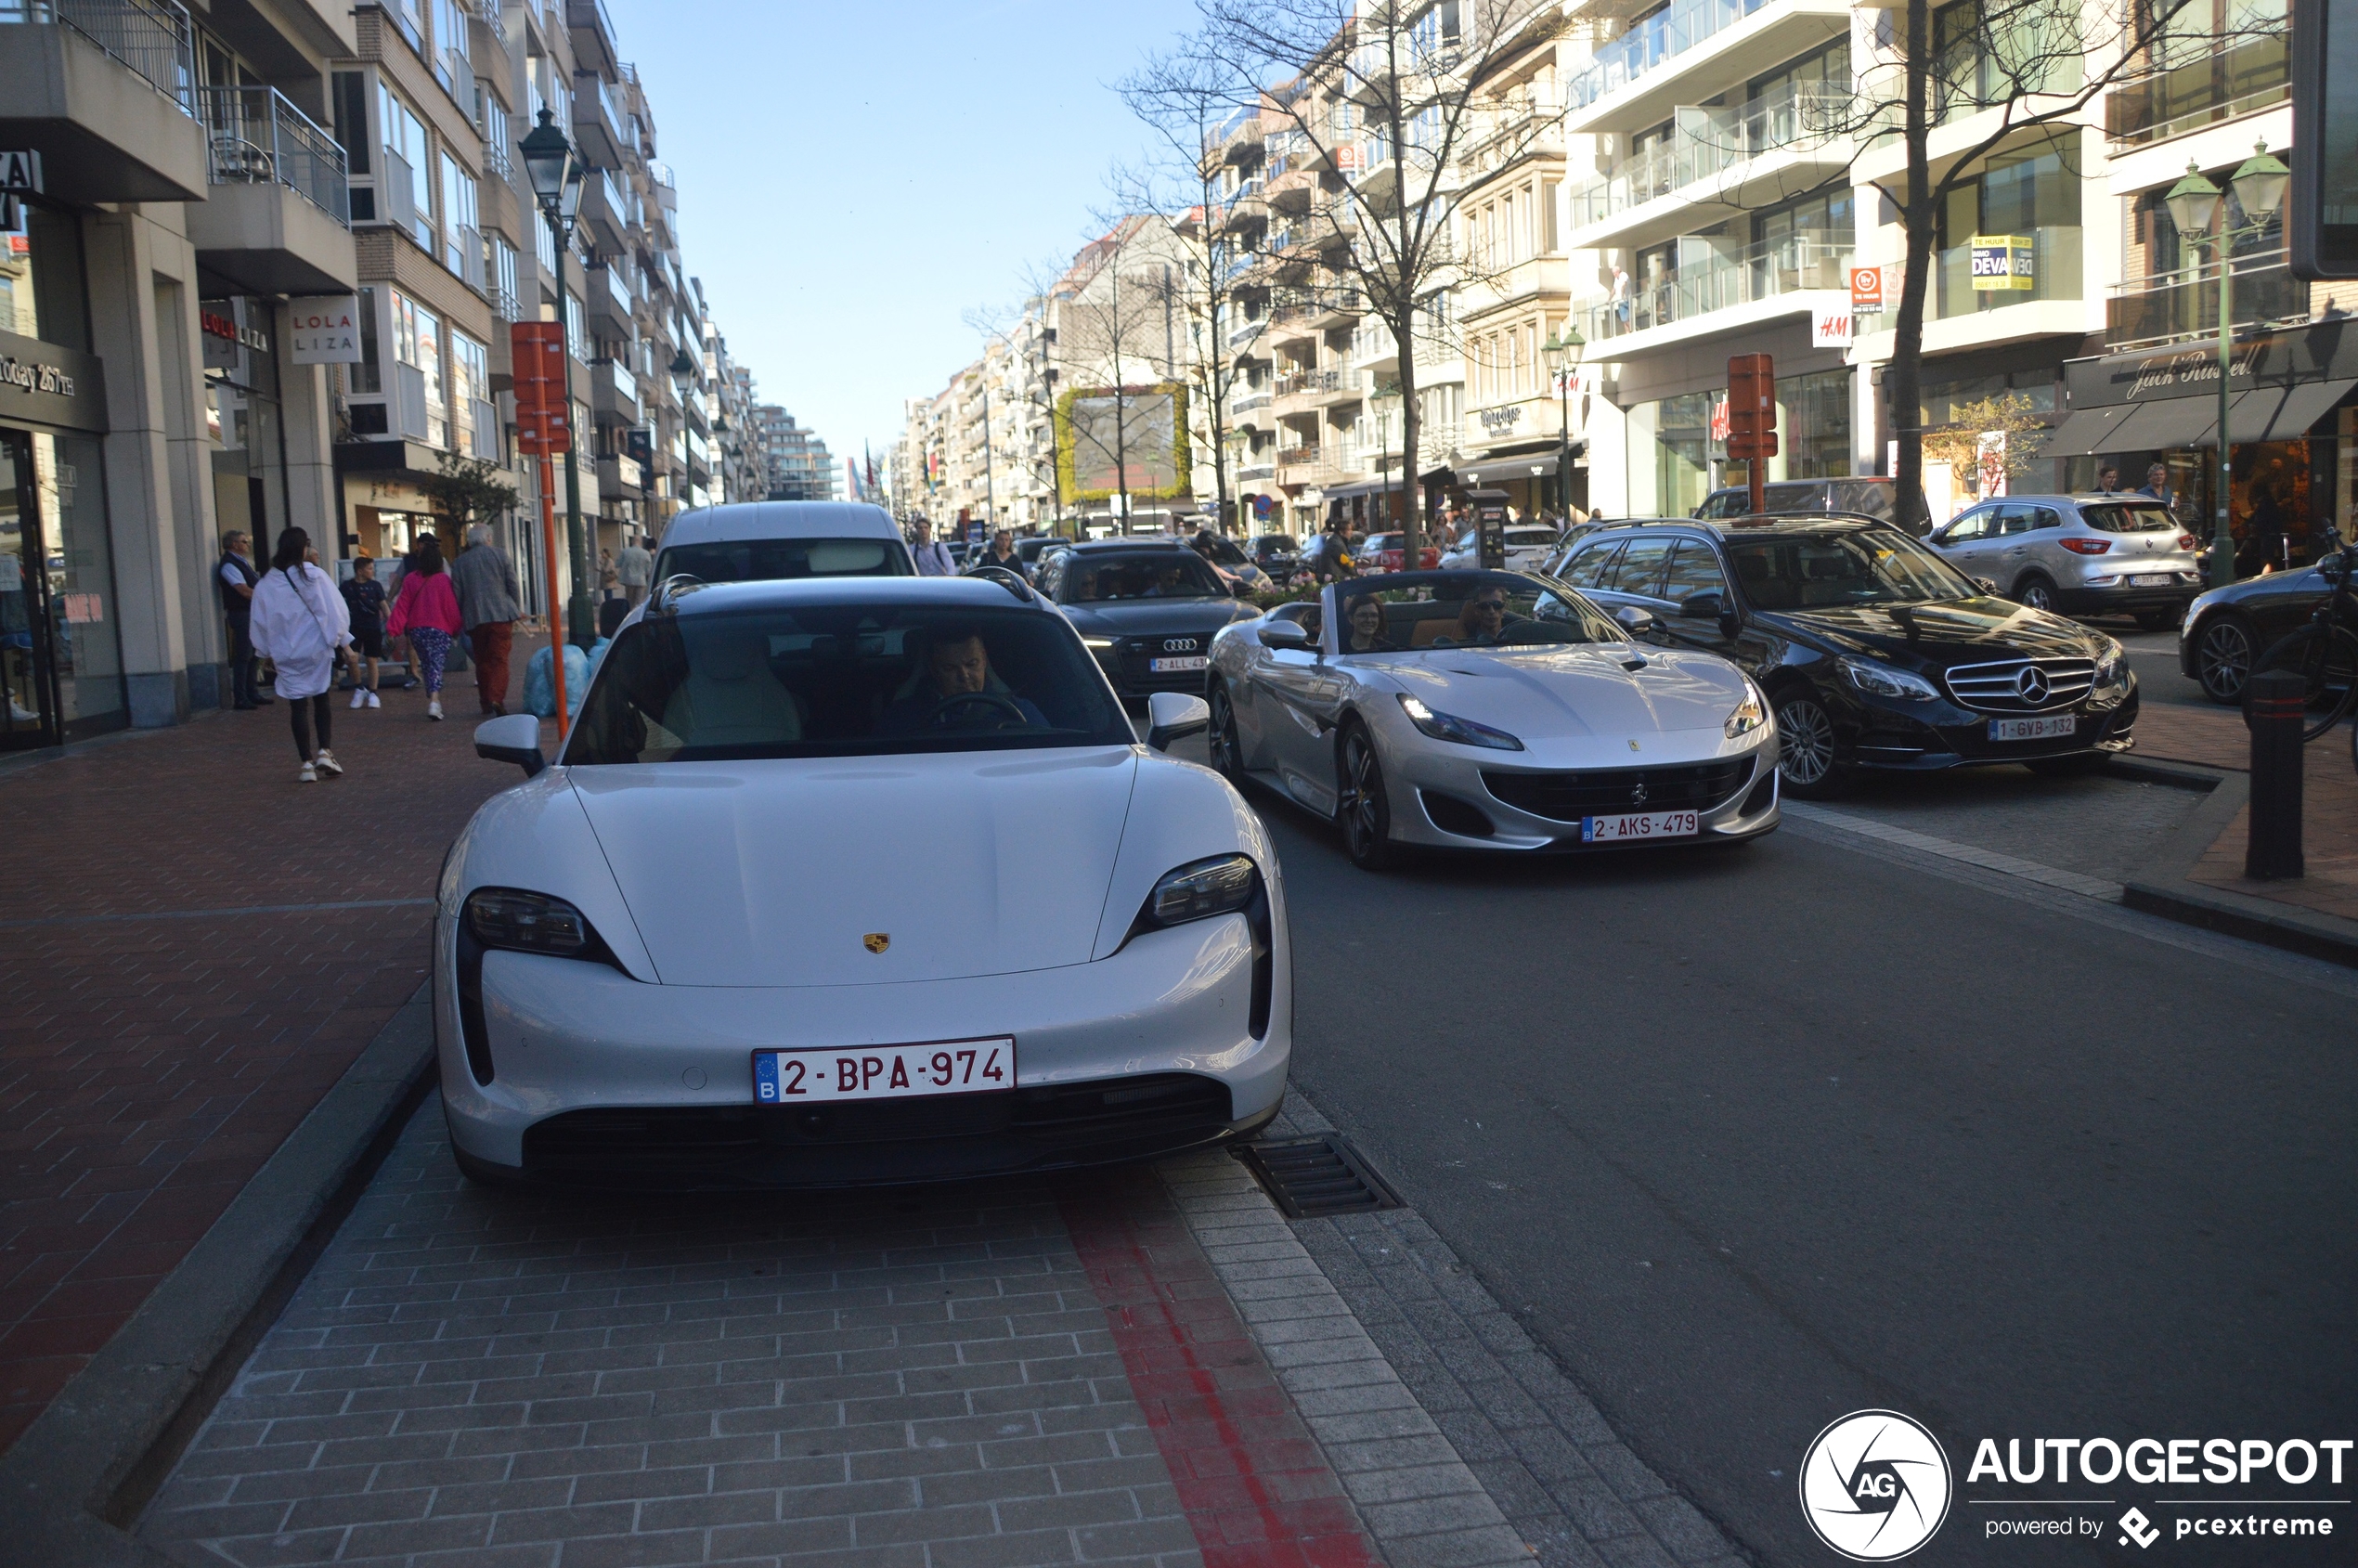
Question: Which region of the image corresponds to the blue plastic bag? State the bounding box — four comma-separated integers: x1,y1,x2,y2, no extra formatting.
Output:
523,641,592,718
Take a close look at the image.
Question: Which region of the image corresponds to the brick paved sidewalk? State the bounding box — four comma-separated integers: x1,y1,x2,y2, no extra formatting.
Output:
2131,701,2358,927
0,628,561,1454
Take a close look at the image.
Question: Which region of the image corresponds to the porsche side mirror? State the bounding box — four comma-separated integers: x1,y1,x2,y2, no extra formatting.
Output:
1260,620,1312,651
1145,692,1211,752
475,713,547,776
1613,604,1655,637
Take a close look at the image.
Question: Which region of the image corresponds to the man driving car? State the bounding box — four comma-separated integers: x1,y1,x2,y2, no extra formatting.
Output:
1453,585,1514,643
879,628,1047,732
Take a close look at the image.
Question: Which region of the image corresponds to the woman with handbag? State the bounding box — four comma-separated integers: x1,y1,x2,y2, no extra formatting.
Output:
248,526,355,783
384,534,465,720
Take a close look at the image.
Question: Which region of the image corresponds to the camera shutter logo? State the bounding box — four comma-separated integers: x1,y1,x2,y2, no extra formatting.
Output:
1798,1409,1952,1561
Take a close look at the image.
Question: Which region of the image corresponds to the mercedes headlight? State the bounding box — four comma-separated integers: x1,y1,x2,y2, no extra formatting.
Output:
463,888,612,961
2092,638,2127,688
1725,680,1768,739
1397,693,1525,751
1838,656,1940,703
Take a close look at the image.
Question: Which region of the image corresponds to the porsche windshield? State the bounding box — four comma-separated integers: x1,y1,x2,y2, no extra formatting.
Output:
566,604,1133,762
1724,529,1968,610
1063,552,1229,603
1331,575,1623,654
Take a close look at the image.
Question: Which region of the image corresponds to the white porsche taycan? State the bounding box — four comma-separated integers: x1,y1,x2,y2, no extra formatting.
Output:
439,576,1289,1187
1204,570,1781,870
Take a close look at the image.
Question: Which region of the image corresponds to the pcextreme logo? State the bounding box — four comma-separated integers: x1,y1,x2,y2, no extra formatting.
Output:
1799,1409,1954,1561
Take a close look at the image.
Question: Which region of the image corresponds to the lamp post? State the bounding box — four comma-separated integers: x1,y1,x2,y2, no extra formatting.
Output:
2164,140,2290,590
1369,382,1404,529
1542,325,1585,521
520,109,594,648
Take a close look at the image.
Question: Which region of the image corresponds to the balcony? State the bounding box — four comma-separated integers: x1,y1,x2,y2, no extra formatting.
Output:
187,84,354,294
2105,32,2287,149
1564,89,1852,250
1276,444,1323,484
1205,105,1263,165
572,70,623,169
578,164,628,252
1935,226,2082,318
0,0,204,201
1583,229,1850,351
590,356,638,424
2105,248,2307,351
584,261,632,336
565,0,617,78
597,451,643,497
1563,0,1850,135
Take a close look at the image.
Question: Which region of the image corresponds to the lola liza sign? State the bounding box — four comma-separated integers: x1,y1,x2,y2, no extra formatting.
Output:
287,295,362,364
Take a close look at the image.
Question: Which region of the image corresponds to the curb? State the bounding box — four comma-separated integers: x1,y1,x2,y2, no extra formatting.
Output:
0,984,439,1563
2118,771,2358,969
2105,755,2230,790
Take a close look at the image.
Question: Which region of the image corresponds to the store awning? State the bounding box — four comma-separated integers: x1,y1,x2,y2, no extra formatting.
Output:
1457,447,1583,487
2045,379,2356,455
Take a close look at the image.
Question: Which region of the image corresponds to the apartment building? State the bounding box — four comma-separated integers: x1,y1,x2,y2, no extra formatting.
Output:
708,346,765,502
752,405,836,501
2,0,361,743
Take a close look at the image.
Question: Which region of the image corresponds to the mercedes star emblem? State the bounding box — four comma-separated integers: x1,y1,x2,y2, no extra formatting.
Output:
2017,666,2052,704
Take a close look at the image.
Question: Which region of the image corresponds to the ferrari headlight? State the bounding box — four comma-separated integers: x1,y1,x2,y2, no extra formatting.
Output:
1838,656,1939,703
464,887,605,959
1397,693,1525,751
1141,854,1258,928
1725,681,1767,739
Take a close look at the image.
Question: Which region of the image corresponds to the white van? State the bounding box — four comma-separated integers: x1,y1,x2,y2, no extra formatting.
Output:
653,501,914,582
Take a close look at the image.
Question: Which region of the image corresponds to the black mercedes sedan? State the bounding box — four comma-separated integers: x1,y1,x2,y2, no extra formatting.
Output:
1037,538,1261,700
1561,517,2137,797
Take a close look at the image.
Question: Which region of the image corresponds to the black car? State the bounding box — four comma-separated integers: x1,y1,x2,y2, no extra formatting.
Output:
2178,558,2340,704
1038,539,1260,699
1559,517,2137,796
1695,478,1929,531
1249,533,1302,577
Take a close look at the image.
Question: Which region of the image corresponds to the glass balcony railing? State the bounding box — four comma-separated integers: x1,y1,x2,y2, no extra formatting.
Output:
1568,0,1776,111
2105,32,2287,147
1935,225,2081,317
1566,89,1851,229
2105,248,2307,350
1583,230,1851,342
197,83,350,223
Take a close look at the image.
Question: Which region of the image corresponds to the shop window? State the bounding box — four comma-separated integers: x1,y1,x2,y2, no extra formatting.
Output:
1784,369,1853,479
0,201,92,351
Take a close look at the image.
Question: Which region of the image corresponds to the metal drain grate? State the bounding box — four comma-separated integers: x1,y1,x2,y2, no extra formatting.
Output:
1234,1133,1404,1218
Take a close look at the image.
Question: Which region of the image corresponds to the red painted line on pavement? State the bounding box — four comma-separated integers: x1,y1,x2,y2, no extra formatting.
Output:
1058,1169,1385,1568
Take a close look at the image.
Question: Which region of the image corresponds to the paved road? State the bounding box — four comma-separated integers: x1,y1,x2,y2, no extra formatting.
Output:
1235,755,2357,1566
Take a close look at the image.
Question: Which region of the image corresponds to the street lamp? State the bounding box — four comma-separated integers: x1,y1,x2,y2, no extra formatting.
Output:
1369,382,1404,528
1542,324,1585,521
520,109,595,647
2164,139,2290,589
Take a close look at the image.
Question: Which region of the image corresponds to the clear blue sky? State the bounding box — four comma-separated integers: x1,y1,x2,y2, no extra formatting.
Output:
609,0,1204,474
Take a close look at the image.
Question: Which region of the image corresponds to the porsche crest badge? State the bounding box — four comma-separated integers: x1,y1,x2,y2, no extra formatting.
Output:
862,933,890,954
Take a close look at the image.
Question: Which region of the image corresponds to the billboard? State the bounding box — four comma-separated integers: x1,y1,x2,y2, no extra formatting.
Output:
1056,383,1191,501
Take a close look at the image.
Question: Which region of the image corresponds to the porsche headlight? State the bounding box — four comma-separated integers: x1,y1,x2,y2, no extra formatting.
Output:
1397,693,1525,751
1838,656,1940,703
1140,854,1258,928
463,887,608,960
1725,681,1768,739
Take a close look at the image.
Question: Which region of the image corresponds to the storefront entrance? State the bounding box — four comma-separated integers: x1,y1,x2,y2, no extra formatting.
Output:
1,426,125,750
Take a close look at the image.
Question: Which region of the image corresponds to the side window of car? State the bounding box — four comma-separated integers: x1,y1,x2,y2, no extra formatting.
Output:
1658,539,1730,605
1997,504,2036,536
1608,538,1676,599
1563,540,1623,588
2027,507,2063,530
1942,511,1991,544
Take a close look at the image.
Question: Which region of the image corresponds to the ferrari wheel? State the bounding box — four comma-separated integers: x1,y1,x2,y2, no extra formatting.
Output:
1208,680,1245,784
1337,723,1395,872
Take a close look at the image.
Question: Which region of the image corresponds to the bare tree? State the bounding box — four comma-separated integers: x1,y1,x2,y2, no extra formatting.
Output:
1187,0,1566,560
1050,215,1192,529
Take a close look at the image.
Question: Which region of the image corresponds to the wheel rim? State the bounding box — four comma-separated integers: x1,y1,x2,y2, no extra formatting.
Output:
2021,581,2054,610
1209,687,1238,774
1778,698,1834,785
1342,734,1383,856
2199,622,2252,700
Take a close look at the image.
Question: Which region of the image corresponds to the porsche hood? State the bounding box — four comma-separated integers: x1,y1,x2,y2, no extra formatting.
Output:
566,748,1138,987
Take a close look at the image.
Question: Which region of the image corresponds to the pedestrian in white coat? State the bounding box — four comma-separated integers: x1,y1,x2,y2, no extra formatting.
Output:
249,526,355,783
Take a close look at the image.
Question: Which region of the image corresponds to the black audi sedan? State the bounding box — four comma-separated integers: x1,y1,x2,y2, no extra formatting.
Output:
1559,516,2137,797
2178,557,2340,705
1037,538,1261,700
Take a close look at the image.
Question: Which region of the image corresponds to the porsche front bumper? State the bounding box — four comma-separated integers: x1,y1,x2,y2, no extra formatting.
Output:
435,911,1288,1188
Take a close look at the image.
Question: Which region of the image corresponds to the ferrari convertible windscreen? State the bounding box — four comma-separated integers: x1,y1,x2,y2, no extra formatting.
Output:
566,605,1134,762
653,538,913,582
1333,574,1624,654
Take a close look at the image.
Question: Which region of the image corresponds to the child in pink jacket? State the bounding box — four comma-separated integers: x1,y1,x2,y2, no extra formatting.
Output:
385,534,466,719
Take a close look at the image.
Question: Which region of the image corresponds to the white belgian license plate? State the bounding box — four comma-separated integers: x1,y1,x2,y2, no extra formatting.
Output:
753,1038,1014,1104
1581,810,1700,843
1149,655,1210,672
1989,716,2078,741
2131,573,2176,587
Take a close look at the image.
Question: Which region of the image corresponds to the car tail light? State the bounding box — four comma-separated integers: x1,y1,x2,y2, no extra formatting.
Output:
2061,538,2113,555
2178,533,2198,551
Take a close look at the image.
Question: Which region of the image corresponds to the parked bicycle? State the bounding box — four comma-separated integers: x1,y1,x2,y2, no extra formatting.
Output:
2253,539,2358,743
